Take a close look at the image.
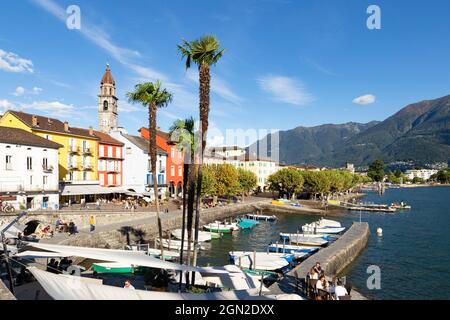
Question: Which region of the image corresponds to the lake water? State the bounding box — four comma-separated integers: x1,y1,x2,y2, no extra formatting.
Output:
196,186,450,300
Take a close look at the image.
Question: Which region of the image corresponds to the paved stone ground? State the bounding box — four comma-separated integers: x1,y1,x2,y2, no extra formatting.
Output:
268,222,370,300
0,278,16,300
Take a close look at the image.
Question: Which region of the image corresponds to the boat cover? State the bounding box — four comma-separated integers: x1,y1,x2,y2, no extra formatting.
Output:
23,242,226,273
28,267,272,300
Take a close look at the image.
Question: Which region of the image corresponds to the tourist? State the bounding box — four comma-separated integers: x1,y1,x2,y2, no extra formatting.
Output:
334,280,348,300
314,262,323,275
47,258,56,272
89,216,96,233
59,257,70,271
124,280,135,290
68,221,78,235
316,275,329,291
96,200,101,210
309,267,319,280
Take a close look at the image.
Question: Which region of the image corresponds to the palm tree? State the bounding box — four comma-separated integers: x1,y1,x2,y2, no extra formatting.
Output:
178,35,225,273
127,81,173,259
169,118,196,287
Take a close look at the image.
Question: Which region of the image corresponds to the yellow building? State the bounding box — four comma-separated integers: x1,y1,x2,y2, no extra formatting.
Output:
0,110,99,183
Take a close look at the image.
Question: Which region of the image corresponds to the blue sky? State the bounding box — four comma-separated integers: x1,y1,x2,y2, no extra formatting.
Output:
1,0,450,146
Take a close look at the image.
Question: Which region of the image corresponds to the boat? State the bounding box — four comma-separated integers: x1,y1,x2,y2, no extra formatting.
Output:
237,218,260,229
314,218,342,228
245,213,277,221
171,229,214,242
203,221,239,233
267,243,319,255
156,238,206,251
229,251,294,271
279,234,329,246
92,262,134,274
279,232,334,241
125,244,180,261
390,202,411,210
302,224,346,234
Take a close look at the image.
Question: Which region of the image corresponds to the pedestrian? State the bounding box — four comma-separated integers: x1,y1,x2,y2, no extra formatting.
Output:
89,215,95,233
96,199,101,210
124,280,135,290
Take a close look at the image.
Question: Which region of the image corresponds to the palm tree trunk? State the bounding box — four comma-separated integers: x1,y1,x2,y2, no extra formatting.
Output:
149,103,164,260
192,62,211,285
178,162,188,291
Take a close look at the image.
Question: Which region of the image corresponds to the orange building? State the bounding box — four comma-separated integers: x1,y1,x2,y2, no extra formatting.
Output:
94,130,124,187
139,128,184,197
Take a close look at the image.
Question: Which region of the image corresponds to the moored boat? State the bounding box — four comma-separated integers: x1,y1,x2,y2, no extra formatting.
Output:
203,221,239,233
280,234,329,246
156,238,206,251
302,224,346,234
229,251,294,271
237,218,260,229
245,213,277,221
267,243,319,255
171,229,213,242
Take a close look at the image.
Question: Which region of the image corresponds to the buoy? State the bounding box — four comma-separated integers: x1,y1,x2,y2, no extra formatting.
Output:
376,227,383,236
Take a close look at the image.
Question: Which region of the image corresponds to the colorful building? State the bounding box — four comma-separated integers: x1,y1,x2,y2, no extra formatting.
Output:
0,111,99,184
0,126,62,210
139,127,184,197
94,130,124,187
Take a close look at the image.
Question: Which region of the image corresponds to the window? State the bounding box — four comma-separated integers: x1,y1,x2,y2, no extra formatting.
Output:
27,157,33,170
83,171,88,180
103,100,109,111
69,172,74,181
29,176,33,185
126,147,132,155
43,158,48,170
5,155,12,170
108,146,113,157
170,165,175,177
45,135,52,140
43,176,48,185
178,166,182,177
171,148,175,159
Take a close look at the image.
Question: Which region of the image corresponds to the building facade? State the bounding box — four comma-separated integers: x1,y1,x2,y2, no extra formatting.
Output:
0,127,61,210
98,64,119,133
110,128,167,198
94,130,124,187
139,127,184,197
405,169,438,181
0,111,99,184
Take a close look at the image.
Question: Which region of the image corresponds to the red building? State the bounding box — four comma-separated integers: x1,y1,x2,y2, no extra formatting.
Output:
139,128,184,197
94,130,124,187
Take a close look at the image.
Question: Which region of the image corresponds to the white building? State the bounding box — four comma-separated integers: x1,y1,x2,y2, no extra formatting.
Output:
205,147,281,190
110,128,167,198
405,169,438,181
0,127,61,210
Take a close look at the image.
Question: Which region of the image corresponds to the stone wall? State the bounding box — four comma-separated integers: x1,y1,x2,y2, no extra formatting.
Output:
268,222,370,299
0,279,16,300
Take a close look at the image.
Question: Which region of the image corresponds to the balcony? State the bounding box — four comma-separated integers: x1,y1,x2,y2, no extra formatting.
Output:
43,165,54,173
69,146,80,154
68,163,79,171
82,163,93,171
82,147,92,155
107,168,120,173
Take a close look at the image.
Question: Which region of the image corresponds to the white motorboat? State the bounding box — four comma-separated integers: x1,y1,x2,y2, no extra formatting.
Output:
314,218,342,228
156,238,206,251
268,243,320,255
280,234,329,246
245,214,277,221
171,229,213,242
203,221,239,233
302,224,345,234
229,251,293,271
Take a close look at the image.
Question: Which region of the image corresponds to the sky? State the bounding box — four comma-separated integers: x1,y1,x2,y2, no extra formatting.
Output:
1,0,450,146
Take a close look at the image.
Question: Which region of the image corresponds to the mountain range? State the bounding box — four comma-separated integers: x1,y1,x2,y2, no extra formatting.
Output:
249,94,450,167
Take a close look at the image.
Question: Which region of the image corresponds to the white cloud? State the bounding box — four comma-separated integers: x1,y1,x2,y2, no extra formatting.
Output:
12,86,43,96
0,49,34,73
21,100,74,117
258,75,314,106
13,86,26,96
352,94,376,105
0,99,16,113
118,102,141,113
32,87,43,94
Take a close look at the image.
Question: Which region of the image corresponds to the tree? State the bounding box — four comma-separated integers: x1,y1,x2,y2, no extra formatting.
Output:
301,171,331,199
178,35,225,273
201,165,217,197
268,168,304,199
237,168,257,201
412,177,424,184
368,160,385,182
214,164,241,197
169,118,197,271
127,81,173,259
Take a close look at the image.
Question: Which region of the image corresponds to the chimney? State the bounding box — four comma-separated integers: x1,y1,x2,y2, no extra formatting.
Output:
64,121,69,132
32,115,38,127
89,126,94,136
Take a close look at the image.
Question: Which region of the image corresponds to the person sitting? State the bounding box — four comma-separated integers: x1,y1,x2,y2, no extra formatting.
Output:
47,258,56,272
334,280,349,300
124,280,135,290
59,257,70,271
68,221,78,235
316,275,329,291
313,262,323,276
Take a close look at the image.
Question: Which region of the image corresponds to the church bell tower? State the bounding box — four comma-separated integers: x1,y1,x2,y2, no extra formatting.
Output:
98,64,118,133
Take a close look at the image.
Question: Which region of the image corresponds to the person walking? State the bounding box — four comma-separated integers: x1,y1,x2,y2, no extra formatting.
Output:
96,199,101,211
89,215,96,234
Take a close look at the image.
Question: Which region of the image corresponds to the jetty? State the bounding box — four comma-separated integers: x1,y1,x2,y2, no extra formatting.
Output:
267,222,370,300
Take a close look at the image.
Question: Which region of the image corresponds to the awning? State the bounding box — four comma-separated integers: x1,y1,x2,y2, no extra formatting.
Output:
60,185,126,196
28,267,271,300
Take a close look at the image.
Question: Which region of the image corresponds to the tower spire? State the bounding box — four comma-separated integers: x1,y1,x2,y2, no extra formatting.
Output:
98,64,118,133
